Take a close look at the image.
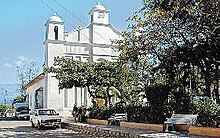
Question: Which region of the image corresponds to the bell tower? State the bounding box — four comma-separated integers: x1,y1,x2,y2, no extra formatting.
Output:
44,14,66,110
44,13,65,68
45,13,64,41
88,2,109,25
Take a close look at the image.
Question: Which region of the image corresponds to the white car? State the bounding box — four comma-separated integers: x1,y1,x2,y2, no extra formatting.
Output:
30,109,61,129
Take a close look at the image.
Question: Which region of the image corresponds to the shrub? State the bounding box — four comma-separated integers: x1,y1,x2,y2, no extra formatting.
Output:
0,104,9,116
193,99,220,128
88,104,171,124
89,106,114,120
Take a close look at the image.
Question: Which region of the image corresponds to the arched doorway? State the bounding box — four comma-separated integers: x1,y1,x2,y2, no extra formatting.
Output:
35,87,43,109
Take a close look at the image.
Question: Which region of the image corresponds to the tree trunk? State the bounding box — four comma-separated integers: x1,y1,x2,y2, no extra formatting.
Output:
106,86,111,107
214,64,219,103
86,85,95,105
204,63,211,97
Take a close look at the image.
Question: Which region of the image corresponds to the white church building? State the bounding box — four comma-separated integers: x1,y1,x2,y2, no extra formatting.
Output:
23,3,122,116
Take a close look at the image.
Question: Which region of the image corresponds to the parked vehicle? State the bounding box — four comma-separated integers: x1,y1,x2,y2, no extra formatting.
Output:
13,102,30,120
30,109,61,129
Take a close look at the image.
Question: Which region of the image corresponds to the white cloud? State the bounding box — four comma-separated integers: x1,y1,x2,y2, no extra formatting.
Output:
4,63,12,68
15,56,32,67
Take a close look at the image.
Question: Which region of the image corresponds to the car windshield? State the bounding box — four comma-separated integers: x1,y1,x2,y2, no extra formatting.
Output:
38,110,56,115
16,107,28,112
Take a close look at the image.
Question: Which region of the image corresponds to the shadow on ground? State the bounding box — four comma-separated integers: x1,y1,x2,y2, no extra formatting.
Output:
0,116,29,121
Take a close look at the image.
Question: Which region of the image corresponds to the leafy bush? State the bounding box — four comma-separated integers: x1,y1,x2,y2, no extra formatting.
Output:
89,106,114,120
145,85,170,106
88,104,172,124
125,105,148,123
0,104,9,116
193,99,220,128
13,95,25,103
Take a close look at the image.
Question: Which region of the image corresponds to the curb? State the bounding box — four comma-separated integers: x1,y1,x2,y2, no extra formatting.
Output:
67,123,146,138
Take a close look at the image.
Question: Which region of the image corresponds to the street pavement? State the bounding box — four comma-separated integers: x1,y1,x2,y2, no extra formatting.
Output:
0,116,214,138
0,117,93,138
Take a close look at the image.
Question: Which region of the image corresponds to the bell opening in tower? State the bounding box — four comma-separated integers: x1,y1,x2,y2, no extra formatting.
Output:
54,26,58,40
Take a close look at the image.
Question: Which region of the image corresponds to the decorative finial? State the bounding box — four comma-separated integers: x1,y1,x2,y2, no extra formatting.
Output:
97,2,101,5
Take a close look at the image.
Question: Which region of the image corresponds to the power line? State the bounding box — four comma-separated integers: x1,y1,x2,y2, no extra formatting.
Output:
39,0,111,54
40,0,56,15
53,0,87,26
53,0,110,43
39,0,89,39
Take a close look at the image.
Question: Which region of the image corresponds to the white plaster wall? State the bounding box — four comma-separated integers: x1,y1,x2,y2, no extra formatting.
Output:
67,89,73,108
65,28,89,43
25,79,45,112
80,28,90,43
46,43,64,67
92,25,120,44
93,46,112,56
61,87,92,116
92,12,109,24
65,31,78,42
46,74,64,114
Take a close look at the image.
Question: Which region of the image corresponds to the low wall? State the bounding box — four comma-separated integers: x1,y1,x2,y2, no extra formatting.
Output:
189,126,220,137
120,122,164,132
86,118,108,125
85,119,220,137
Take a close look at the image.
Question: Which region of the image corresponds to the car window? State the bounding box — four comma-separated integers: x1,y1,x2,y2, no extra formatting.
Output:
39,110,56,115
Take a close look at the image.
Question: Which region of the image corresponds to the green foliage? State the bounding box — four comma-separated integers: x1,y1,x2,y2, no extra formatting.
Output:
47,57,94,88
116,0,220,113
145,84,170,106
89,106,114,120
47,57,140,106
172,89,191,113
89,104,172,124
126,105,151,123
13,95,25,103
0,104,9,116
193,99,220,128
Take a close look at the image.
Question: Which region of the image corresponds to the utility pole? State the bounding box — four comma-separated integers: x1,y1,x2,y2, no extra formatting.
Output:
4,90,8,105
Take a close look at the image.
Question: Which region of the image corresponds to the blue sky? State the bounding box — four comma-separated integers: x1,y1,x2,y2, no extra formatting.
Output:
0,0,142,84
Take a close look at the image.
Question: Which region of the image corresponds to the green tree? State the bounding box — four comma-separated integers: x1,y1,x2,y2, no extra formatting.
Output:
47,57,140,106
94,61,140,106
13,95,25,104
0,104,9,116
116,0,220,109
48,57,97,103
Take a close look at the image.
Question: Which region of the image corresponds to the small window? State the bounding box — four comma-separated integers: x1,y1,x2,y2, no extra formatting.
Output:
54,26,58,40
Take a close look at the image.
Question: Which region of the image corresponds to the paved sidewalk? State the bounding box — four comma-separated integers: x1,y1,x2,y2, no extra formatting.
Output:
61,116,211,138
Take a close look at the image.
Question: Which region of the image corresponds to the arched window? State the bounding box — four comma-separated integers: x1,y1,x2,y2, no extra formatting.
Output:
54,26,58,40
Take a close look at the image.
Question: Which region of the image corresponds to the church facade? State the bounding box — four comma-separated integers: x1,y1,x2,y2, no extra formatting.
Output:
24,3,122,116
